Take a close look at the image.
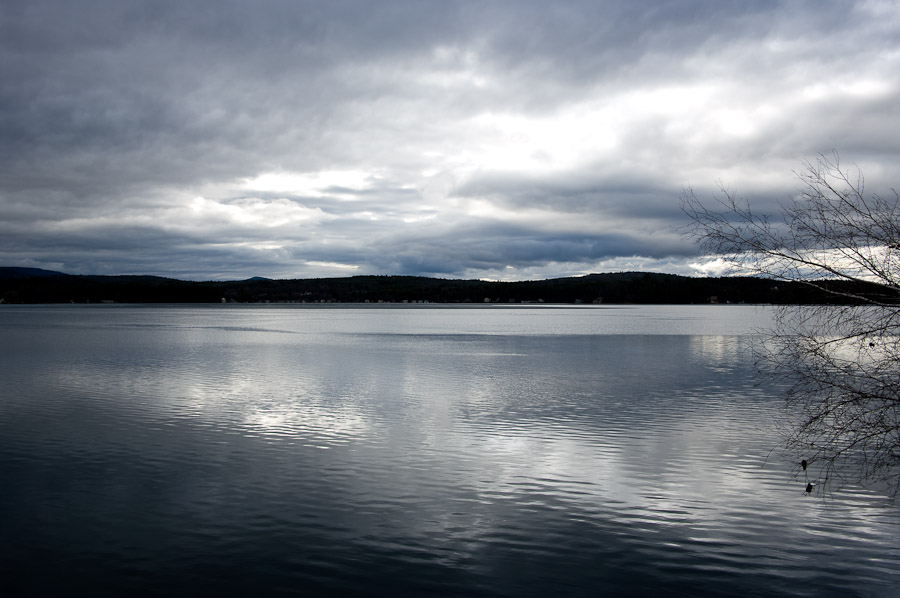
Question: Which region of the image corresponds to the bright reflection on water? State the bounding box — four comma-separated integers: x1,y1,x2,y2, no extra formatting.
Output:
1,305,898,597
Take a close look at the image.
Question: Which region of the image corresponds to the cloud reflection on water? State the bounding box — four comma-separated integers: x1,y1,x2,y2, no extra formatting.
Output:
2,306,898,596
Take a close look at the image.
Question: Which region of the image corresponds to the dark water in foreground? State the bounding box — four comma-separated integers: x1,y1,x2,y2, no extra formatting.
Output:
1,305,898,597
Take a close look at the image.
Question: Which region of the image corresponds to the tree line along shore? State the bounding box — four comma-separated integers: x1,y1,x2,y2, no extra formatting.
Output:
0,267,891,305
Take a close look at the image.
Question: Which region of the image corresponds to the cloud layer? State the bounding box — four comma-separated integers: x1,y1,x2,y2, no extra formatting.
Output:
2,0,899,279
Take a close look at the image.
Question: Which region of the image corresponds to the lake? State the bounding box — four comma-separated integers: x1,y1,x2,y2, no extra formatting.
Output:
1,304,898,597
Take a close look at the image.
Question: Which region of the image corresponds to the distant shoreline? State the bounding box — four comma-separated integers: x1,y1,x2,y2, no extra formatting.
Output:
1,267,887,305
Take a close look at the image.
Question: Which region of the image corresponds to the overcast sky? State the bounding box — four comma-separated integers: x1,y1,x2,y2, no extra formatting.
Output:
2,0,899,280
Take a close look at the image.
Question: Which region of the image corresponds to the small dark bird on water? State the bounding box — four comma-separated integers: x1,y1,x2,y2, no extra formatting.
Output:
805,483,815,494
801,459,808,471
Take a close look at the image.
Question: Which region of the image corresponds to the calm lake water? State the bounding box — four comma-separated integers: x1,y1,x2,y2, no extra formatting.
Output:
1,304,898,597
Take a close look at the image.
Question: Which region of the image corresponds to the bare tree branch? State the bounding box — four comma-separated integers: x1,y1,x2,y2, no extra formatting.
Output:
682,153,900,497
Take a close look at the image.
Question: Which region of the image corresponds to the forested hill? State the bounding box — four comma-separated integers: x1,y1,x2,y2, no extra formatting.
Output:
0,267,888,305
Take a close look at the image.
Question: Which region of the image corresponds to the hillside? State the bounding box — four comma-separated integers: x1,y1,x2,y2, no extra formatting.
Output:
0,267,889,305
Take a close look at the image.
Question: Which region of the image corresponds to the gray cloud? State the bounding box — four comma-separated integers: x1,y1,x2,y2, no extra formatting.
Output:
1,0,899,280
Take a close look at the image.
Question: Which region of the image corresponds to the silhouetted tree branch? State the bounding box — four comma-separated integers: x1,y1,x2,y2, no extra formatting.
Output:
682,152,900,496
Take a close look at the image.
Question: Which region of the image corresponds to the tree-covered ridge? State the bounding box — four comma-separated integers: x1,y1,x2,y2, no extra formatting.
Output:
0,268,887,305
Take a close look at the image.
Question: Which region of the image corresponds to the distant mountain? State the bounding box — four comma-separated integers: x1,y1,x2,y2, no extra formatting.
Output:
0,268,891,305
0,267,69,279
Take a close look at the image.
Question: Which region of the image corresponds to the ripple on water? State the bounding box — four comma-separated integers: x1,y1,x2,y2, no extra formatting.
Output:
1,307,898,597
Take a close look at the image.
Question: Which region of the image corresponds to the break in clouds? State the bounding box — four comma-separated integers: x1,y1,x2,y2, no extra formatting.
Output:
1,0,899,280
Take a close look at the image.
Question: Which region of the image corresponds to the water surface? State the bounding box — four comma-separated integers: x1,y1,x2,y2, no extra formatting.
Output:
1,305,897,597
